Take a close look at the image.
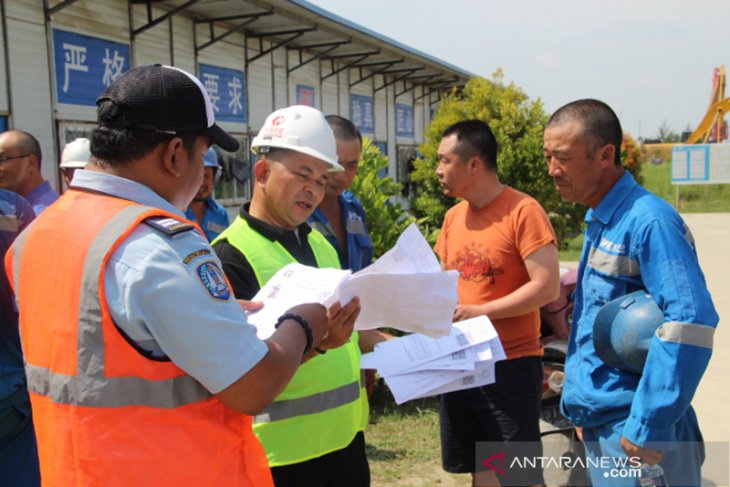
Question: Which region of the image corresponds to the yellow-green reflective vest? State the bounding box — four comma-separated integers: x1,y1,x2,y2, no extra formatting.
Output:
213,217,368,466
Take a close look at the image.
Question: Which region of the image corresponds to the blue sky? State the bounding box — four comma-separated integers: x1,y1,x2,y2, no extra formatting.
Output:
307,0,729,140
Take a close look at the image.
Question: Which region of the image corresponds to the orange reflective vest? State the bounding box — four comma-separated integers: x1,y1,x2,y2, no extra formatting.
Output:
5,189,273,487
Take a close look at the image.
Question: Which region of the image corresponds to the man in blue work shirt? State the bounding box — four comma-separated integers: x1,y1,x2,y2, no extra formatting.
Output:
307,115,388,398
0,130,58,215
186,147,230,241
0,189,39,486
308,115,373,272
543,98,718,486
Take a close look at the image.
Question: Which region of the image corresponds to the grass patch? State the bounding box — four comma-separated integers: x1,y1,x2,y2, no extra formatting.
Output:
641,161,730,212
366,382,469,486
558,232,584,263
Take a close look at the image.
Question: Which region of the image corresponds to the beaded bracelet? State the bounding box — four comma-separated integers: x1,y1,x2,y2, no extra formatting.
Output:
275,313,313,354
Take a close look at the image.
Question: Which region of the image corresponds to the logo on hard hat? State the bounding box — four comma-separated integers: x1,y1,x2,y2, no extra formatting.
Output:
261,126,284,140
271,115,285,126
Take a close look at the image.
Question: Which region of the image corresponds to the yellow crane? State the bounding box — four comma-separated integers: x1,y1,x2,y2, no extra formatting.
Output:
685,65,728,144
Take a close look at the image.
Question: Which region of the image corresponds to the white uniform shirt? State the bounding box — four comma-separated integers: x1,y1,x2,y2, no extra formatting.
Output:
71,170,268,394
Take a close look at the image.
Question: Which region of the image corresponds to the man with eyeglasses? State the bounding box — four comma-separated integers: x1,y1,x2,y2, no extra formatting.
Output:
0,130,58,215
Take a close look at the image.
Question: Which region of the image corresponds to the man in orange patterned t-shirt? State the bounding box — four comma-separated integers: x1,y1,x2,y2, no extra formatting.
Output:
434,120,560,487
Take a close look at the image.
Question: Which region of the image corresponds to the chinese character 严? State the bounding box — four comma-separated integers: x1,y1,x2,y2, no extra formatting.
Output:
102,49,126,87
62,43,88,93
203,73,220,113
228,77,243,114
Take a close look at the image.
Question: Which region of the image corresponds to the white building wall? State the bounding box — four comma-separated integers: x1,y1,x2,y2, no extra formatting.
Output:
320,60,338,115
321,78,339,115
416,95,428,145
338,70,349,120
374,79,387,142
247,45,274,130
271,47,287,118
286,50,319,108
0,10,8,113
5,0,56,189
171,15,195,74
385,84,397,177
132,5,171,67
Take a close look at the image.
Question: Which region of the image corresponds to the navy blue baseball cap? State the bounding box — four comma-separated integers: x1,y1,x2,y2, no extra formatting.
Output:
96,64,239,152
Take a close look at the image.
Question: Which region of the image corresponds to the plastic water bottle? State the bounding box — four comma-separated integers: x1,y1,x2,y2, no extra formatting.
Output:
639,464,668,487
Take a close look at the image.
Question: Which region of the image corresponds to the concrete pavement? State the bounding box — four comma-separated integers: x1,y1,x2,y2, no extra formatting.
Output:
683,214,730,486
685,213,730,444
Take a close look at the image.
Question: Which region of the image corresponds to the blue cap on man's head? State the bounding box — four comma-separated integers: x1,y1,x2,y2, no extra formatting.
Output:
204,147,220,169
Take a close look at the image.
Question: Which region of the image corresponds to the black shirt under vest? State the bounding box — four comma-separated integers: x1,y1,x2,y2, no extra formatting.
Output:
212,202,318,300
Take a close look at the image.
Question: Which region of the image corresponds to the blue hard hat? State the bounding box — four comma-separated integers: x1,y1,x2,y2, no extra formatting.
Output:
593,291,664,375
204,147,220,169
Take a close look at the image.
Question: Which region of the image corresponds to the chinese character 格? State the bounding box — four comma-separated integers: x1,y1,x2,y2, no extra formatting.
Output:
102,49,126,87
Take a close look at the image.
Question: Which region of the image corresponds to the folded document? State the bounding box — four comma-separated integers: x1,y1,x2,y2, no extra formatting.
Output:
360,316,506,404
246,223,458,339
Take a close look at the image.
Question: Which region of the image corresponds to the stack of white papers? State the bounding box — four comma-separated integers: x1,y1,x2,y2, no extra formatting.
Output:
247,223,458,339
360,316,506,404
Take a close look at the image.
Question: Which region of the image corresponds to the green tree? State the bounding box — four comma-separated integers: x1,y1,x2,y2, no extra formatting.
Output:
409,71,585,248
350,137,417,258
655,120,681,142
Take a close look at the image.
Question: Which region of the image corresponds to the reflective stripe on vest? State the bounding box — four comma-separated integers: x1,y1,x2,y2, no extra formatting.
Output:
15,204,211,407
214,216,365,465
254,371,366,423
9,191,274,486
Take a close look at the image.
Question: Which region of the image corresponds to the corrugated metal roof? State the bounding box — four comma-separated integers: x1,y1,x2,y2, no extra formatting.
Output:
124,0,470,95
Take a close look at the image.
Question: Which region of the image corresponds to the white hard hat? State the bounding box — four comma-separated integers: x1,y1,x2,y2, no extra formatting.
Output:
251,105,343,171
60,138,91,169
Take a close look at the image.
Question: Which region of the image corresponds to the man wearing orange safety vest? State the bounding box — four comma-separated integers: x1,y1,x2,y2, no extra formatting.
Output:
4,64,360,486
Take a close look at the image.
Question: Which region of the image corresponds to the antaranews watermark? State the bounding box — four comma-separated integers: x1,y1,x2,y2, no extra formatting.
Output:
476,440,730,487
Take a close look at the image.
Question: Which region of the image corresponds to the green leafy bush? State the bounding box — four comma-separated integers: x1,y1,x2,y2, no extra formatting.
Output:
350,138,418,258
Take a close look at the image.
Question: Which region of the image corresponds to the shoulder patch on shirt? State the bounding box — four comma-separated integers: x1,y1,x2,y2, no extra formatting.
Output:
144,216,195,237
183,248,212,265
196,261,231,301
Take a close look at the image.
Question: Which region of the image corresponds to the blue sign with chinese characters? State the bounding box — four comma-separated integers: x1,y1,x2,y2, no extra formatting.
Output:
396,103,414,137
53,29,130,106
350,94,374,135
198,64,247,124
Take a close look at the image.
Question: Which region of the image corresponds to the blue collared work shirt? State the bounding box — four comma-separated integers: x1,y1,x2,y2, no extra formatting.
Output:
185,196,230,242
70,170,267,394
561,172,718,447
308,190,373,272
